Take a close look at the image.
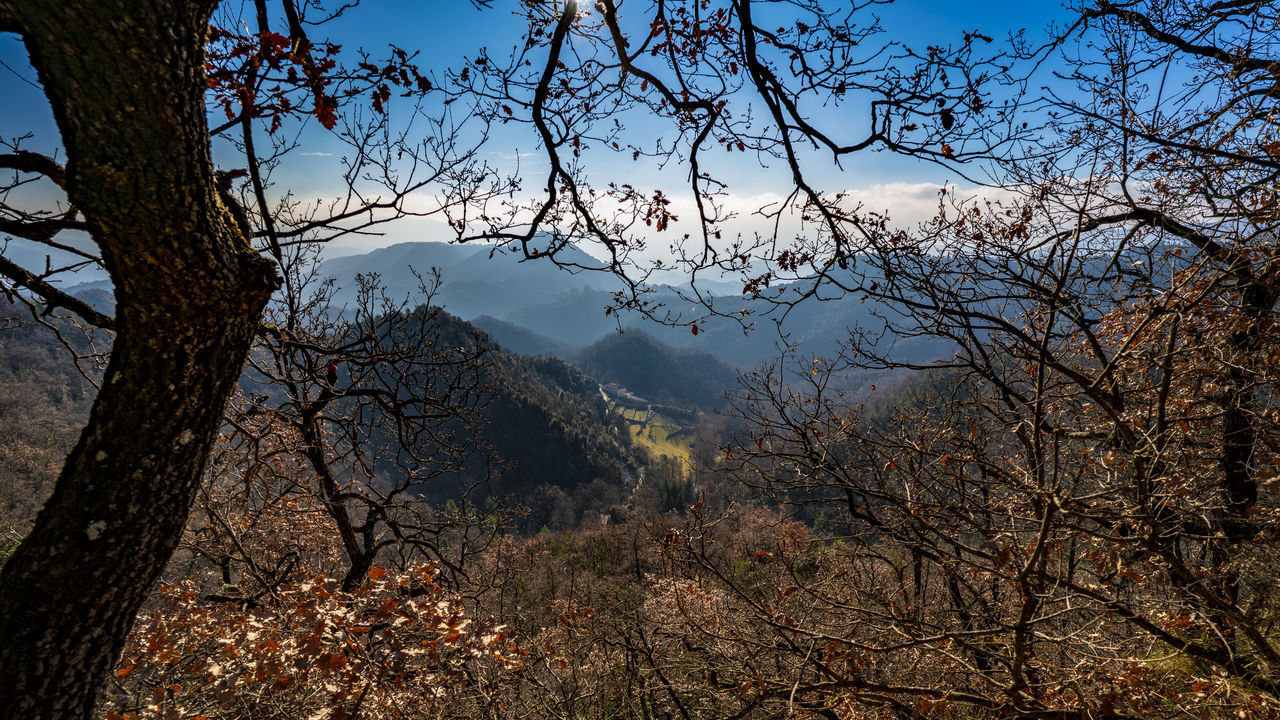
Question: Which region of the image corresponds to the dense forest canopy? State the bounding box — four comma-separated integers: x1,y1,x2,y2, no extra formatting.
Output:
1,1,1280,719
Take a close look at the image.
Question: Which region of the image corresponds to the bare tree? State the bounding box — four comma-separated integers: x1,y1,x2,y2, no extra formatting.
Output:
0,1,500,715
206,251,509,593
696,2,1280,717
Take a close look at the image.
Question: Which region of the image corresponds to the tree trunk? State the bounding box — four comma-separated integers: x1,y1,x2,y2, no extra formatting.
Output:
0,2,279,718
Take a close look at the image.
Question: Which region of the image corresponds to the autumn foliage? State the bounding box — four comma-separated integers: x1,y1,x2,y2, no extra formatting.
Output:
107,565,521,720
8,0,1280,718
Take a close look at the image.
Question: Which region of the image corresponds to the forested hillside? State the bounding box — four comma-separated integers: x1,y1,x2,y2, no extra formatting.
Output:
470,338,645,530
574,331,737,411
0,306,102,542
0,301,649,539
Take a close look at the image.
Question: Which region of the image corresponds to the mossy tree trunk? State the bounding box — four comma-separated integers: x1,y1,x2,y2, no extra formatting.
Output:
0,2,279,717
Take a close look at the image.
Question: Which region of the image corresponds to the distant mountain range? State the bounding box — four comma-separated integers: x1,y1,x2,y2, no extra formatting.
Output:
59,236,1188,374
318,242,624,320
470,316,577,358
313,241,953,369
63,240,953,369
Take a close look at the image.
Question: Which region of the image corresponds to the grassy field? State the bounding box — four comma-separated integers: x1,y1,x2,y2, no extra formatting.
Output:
618,406,648,424
608,402,691,462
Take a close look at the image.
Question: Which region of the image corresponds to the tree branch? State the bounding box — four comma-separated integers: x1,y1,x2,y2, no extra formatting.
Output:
1088,3,1280,77
0,151,67,188
0,253,115,330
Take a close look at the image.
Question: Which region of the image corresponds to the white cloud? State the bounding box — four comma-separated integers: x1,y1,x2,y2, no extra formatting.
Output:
489,151,538,161
296,181,1020,271
842,182,949,227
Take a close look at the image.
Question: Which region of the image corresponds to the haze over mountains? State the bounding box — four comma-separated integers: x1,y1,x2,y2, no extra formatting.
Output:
315,241,952,368
61,238,953,369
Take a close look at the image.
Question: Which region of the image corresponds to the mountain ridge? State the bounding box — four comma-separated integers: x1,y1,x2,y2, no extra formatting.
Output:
67,239,956,369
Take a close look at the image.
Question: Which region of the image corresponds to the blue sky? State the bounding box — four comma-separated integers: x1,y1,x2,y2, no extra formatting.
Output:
0,1,1072,267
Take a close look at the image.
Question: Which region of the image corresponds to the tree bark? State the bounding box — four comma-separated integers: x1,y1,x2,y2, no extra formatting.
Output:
0,2,279,718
